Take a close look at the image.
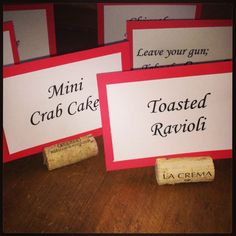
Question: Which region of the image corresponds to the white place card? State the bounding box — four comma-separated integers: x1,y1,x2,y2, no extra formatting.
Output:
98,3,201,44
97,61,232,170
3,42,130,162
3,3,57,62
127,19,232,69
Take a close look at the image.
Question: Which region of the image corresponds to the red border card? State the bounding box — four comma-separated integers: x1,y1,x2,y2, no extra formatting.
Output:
3,3,57,60
3,21,20,65
97,3,202,45
3,21,20,164
97,61,232,171
3,42,130,163
127,19,232,68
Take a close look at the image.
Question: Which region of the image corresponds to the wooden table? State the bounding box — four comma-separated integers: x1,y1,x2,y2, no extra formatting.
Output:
3,2,232,233
3,136,232,233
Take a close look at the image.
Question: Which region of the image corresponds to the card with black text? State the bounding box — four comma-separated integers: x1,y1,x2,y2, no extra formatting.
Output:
97,61,232,170
3,42,130,162
127,19,232,69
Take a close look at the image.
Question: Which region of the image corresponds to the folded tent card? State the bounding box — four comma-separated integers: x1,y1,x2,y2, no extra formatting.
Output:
3,21,19,66
127,19,232,69
3,42,130,163
97,3,202,45
3,3,56,62
97,61,232,171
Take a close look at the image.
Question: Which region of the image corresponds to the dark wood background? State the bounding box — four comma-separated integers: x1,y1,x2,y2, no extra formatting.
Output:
2,2,233,233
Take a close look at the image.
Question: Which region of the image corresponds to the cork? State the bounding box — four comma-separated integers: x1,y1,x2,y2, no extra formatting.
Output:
43,134,98,170
155,156,215,185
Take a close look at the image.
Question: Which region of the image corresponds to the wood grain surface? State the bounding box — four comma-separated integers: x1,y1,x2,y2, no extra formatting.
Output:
2,2,232,233
3,137,232,233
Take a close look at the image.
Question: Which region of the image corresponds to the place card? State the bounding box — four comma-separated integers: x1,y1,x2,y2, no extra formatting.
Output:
98,3,201,44
97,61,232,170
3,3,57,62
3,42,130,162
127,19,232,69
3,21,19,66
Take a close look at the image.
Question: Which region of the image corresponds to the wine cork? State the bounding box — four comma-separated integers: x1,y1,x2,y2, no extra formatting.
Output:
155,156,215,185
43,134,98,170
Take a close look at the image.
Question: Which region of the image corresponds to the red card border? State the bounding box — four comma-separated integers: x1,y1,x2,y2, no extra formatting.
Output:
127,19,232,69
3,42,131,163
97,61,232,171
3,3,57,57
3,21,20,65
97,3,202,45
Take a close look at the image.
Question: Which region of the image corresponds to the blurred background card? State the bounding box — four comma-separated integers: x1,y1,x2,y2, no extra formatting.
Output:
97,3,202,45
3,3,57,62
3,21,19,66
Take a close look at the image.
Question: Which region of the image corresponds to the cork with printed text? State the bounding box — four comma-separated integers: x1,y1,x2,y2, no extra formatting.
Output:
155,156,215,185
43,134,98,170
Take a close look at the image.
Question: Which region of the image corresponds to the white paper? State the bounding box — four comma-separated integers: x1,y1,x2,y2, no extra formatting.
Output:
133,26,232,69
103,4,197,44
3,31,15,66
3,9,50,62
3,53,122,154
106,73,232,161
